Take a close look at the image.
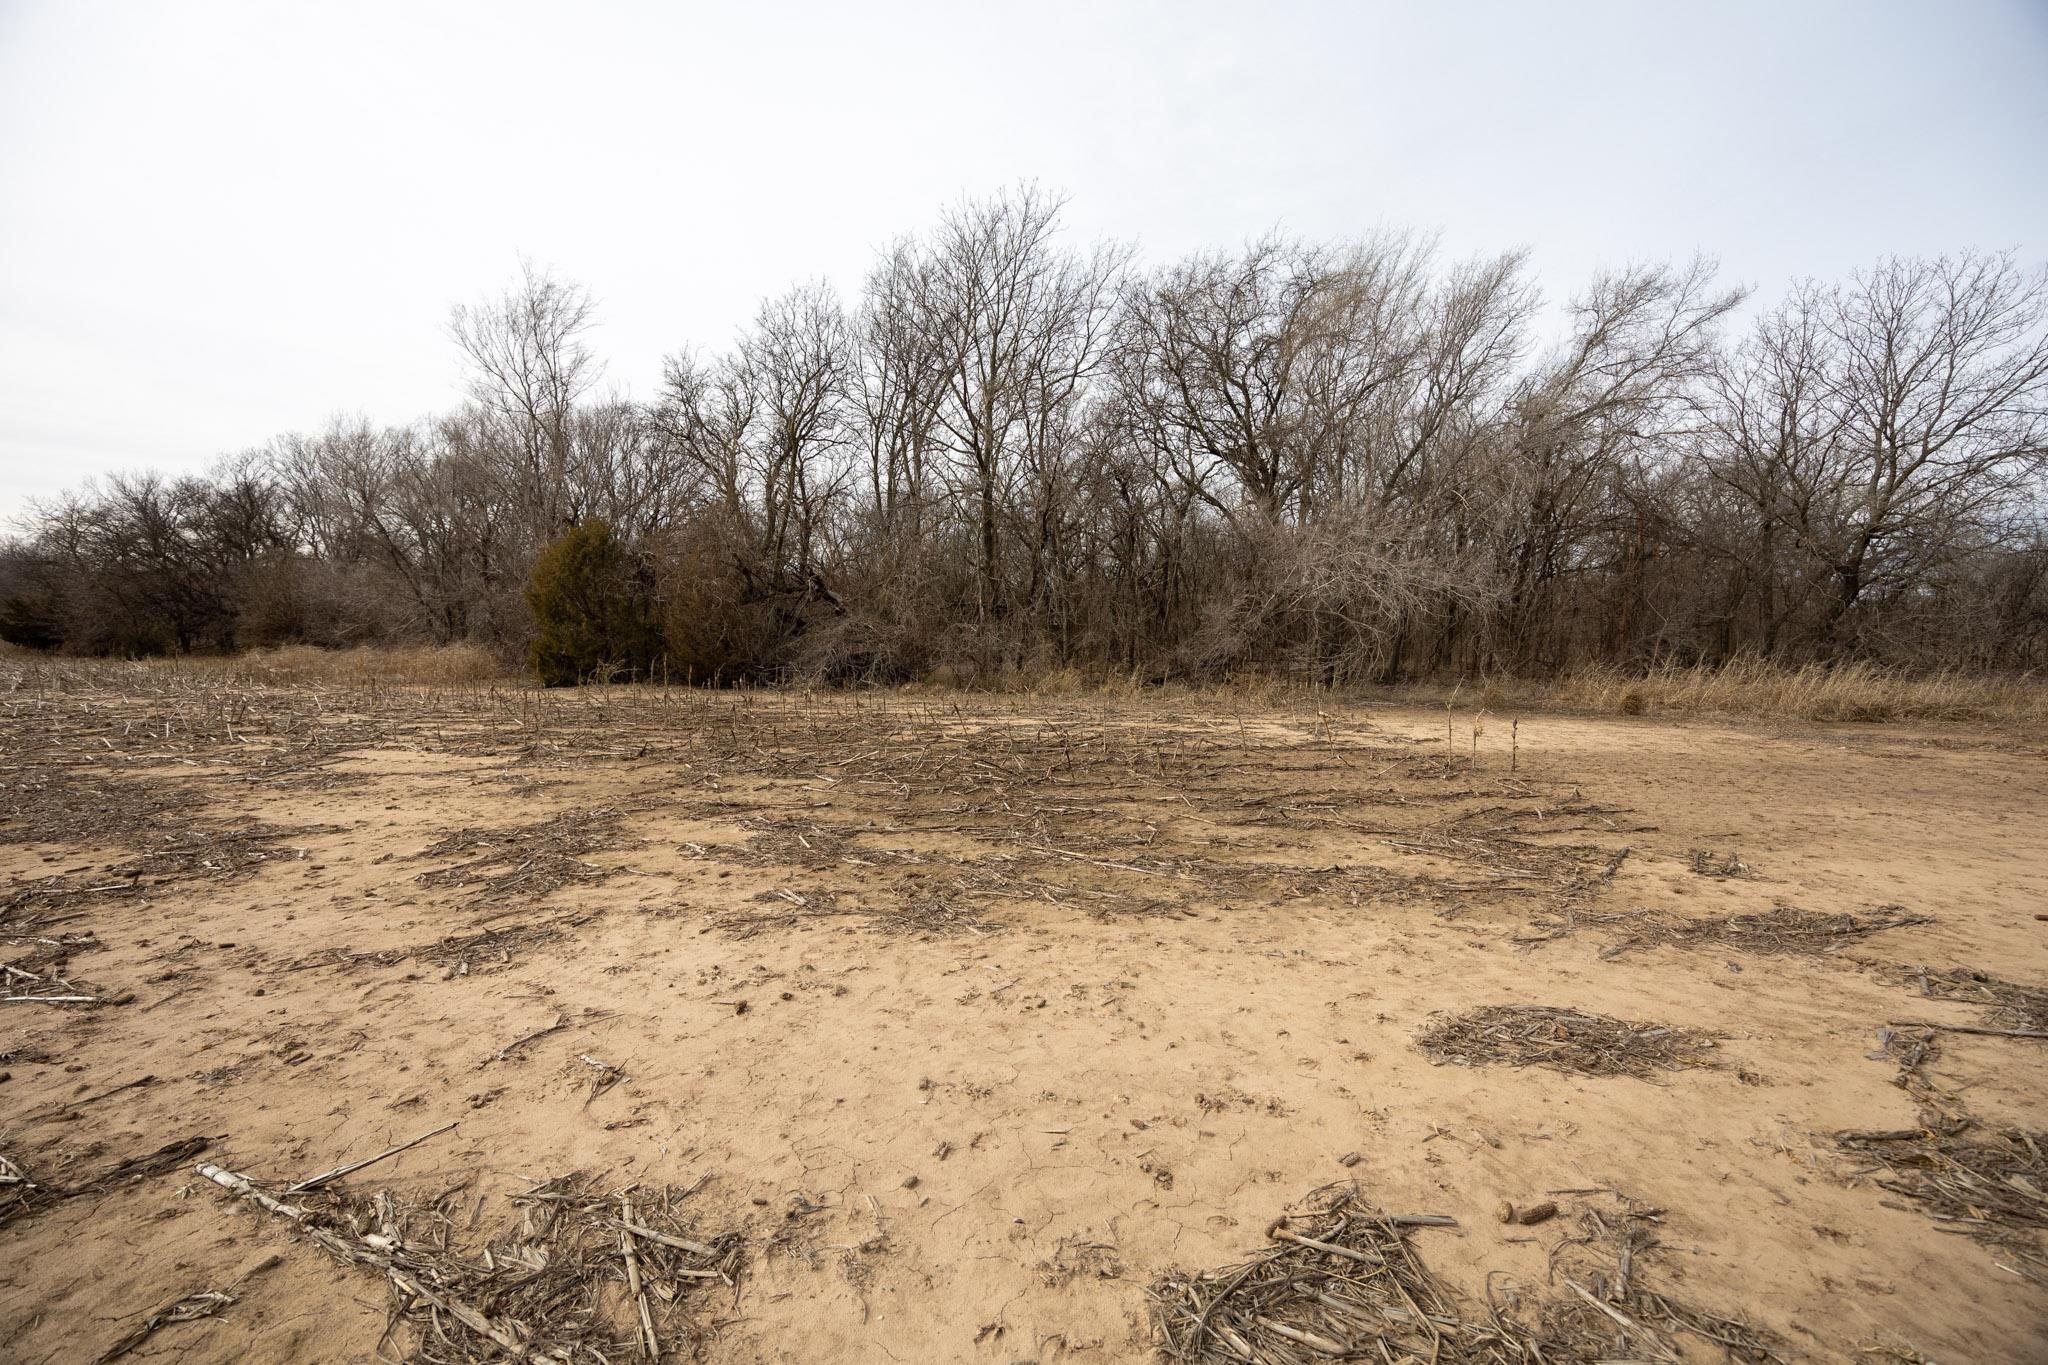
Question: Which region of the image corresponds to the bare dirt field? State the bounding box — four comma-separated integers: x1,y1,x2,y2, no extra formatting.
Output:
3,665,2045,1363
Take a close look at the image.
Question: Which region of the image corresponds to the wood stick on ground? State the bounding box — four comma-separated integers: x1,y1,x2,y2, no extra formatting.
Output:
620,1195,660,1359
285,1121,457,1194
1272,1227,1385,1264
481,1010,615,1065
196,1162,316,1223
26,1073,155,1122
1252,1314,1348,1355
579,1053,626,1100
610,1217,719,1257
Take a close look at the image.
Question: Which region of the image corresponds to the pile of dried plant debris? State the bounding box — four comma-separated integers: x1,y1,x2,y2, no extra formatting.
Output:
415,807,631,901
1522,1191,1784,1362
278,911,597,977
1417,1004,1718,1078
2,1136,211,1230
2,931,117,1006
1837,1026,2048,1277
1150,1187,1501,1363
1895,965,2048,1036
1836,1120,2048,1276
1686,848,1751,878
1150,1184,1782,1364
199,1160,743,1362
1599,904,1931,958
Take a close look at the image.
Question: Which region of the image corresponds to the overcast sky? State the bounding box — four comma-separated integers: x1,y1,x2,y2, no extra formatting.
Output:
2,0,2044,516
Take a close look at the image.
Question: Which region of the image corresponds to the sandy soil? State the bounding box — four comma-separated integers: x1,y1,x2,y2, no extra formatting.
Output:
2,676,2044,1363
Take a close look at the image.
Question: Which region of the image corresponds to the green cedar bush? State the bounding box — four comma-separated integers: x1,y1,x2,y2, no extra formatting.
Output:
525,520,664,686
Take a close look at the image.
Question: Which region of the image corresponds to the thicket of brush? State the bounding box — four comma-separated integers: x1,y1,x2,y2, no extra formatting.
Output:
3,189,2045,694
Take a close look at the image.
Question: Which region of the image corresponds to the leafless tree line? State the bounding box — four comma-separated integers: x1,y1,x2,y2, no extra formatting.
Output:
5,189,2046,681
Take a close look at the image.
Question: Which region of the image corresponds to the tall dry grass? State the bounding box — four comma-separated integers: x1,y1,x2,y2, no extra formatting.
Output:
7,641,2039,724
897,655,2046,725
1543,658,2048,725
225,643,510,687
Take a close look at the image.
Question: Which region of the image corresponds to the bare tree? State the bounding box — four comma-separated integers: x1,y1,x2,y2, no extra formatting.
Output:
449,260,601,535
1115,234,1429,528
914,186,1129,636
1812,252,2048,641
1487,257,1744,667
14,198,2047,679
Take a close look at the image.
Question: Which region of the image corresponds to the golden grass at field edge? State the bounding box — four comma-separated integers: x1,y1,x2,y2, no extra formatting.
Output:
4,642,2042,726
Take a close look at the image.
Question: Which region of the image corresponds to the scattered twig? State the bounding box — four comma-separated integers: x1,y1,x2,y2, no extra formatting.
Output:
286,1121,458,1195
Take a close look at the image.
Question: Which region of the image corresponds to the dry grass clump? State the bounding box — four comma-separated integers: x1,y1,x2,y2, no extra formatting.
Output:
1149,1185,1781,1364
1601,904,1932,957
1549,657,2048,725
1417,1004,1718,1078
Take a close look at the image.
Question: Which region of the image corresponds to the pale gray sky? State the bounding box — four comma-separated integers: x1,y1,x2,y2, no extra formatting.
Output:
2,0,2044,515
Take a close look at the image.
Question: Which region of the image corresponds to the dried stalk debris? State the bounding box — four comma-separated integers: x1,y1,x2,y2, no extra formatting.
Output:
199,1159,744,1363
6,663,1628,959
1417,1004,1718,1078
1150,1187,1499,1363
415,807,630,901
1686,847,1750,878
1601,904,1932,958
1899,964,2048,1034
1525,1193,1782,1362
286,1121,458,1194
1150,1185,1781,1364
1832,1022,2048,1275
280,912,595,976
1836,1122,2048,1274
1,1136,211,1229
